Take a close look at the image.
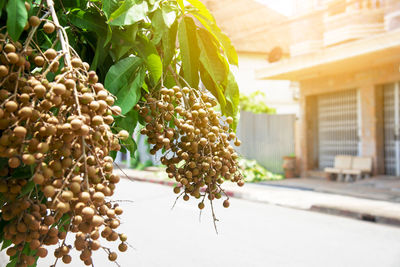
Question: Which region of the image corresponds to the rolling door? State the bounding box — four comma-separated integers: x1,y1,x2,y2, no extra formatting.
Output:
317,89,359,170
383,83,400,176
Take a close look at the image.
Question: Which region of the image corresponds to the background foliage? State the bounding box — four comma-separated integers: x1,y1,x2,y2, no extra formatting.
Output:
239,90,276,114
238,158,283,182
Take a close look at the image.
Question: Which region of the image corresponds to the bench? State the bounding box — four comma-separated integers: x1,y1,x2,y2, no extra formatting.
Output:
324,155,372,182
342,156,372,182
324,155,353,182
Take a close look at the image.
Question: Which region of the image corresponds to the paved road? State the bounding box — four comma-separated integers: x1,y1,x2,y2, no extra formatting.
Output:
39,179,400,267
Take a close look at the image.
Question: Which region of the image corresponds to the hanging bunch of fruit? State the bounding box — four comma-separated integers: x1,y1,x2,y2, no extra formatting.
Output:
0,0,243,265
137,85,243,228
0,1,129,266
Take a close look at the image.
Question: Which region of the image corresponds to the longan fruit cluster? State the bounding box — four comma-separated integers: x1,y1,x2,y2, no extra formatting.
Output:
0,6,128,266
138,86,244,211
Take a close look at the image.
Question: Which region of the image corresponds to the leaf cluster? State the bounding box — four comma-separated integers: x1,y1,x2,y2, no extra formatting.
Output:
0,0,240,155
239,90,276,114
238,157,283,182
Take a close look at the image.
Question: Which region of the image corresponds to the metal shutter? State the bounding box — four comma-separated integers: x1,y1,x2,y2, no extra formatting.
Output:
317,89,359,170
383,83,400,176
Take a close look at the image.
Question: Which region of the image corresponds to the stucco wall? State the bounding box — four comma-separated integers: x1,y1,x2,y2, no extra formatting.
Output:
298,62,400,175
233,53,299,114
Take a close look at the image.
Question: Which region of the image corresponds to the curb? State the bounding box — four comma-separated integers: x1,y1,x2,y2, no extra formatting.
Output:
310,205,400,227
122,175,400,227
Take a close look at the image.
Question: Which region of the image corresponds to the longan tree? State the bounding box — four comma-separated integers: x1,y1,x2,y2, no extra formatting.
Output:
0,0,242,266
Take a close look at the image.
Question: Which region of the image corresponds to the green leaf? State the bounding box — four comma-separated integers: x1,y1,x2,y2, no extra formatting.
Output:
162,5,177,28
6,0,28,41
102,0,119,18
111,24,138,46
224,71,240,130
1,239,12,251
162,21,177,68
104,56,143,95
148,0,162,12
122,136,137,155
178,17,200,88
135,35,162,85
115,68,145,114
109,0,148,26
197,28,228,89
200,64,226,113
69,10,107,36
20,181,35,196
115,109,139,136
111,45,131,61
11,166,31,179
6,257,17,267
192,13,238,66
151,8,166,45
0,0,6,17
92,35,111,70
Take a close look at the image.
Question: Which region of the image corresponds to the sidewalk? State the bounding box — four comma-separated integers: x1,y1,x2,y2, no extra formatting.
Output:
260,176,400,203
115,168,400,227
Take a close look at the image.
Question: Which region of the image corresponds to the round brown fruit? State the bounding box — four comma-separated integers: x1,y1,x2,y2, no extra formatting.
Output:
118,243,128,252
34,56,45,67
29,16,41,27
0,65,8,77
223,199,230,208
108,252,117,261
43,22,55,34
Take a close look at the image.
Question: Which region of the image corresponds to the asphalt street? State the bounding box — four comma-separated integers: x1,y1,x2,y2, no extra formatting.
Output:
40,179,400,267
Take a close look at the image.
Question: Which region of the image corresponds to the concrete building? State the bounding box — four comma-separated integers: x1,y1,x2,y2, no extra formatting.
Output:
204,0,299,114
256,0,400,177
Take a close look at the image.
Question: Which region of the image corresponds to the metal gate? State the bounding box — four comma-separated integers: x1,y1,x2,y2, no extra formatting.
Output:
317,89,359,169
236,112,296,174
383,83,400,176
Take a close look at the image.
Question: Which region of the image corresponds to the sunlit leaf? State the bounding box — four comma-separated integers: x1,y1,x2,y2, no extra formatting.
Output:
162,21,177,68
192,13,238,66
151,8,166,45
224,71,240,130
197,28,228,89
178,17,200,88
162,5,176,28
186,0,215,23
102,0,119,18
177,0,185,12
199,64,226,113
109,0,148,26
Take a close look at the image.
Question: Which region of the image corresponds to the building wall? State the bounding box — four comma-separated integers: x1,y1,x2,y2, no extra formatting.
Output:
298,62,400,176
233,52,299,114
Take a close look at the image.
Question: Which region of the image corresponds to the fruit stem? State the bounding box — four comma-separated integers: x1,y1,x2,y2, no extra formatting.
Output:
23,11,50,53
46,0,71,68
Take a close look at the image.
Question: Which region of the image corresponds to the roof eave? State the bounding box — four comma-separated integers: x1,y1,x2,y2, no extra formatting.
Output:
256,29,400,81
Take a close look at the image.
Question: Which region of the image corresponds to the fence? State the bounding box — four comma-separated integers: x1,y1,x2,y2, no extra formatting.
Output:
236,111,296,174
115,112,296,174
